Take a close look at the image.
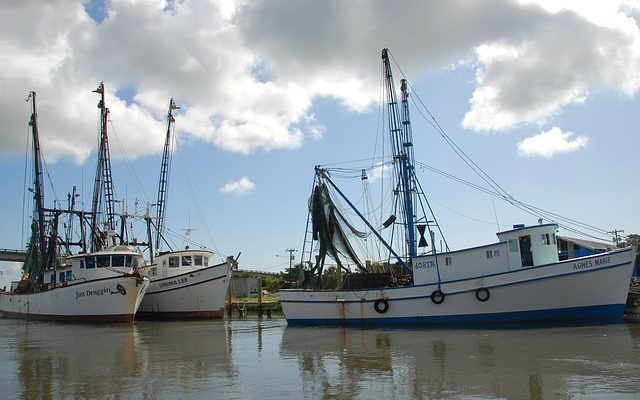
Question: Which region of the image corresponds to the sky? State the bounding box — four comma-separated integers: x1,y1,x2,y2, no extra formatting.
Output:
1,0,640,287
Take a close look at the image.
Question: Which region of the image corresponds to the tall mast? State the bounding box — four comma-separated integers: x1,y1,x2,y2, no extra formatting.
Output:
27,91,47,273
155,98,178,251
382,49,417,258
90,83,116,250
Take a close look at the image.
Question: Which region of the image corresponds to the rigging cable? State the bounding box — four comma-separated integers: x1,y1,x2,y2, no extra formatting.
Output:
173,131,226,262
389,53,613,242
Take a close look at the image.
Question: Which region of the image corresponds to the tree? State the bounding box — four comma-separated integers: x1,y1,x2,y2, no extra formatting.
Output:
619,234,639,248
262,276,282,293
321,266,341,289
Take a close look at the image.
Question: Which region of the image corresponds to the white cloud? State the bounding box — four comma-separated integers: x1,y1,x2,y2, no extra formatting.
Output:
517,127,588,158
220,176,256,195
1,0,640,163
367,162,393,183
463,1,640,132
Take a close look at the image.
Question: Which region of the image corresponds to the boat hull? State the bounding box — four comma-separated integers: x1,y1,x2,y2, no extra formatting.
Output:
136,261,230,319
0,275,149,323
280,248,635,326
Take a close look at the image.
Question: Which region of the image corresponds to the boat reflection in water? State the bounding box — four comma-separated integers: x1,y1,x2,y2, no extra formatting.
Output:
12,322,144,399
6,320,236,399
280,322,640,399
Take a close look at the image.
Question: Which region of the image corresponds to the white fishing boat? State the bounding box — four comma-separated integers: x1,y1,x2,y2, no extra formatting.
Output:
137,248,232,319
0,90,149,322
135,99,232,319
279,49,636,326
0,243,150,322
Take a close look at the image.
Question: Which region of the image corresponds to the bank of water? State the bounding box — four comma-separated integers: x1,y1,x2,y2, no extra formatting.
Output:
0,316,639,399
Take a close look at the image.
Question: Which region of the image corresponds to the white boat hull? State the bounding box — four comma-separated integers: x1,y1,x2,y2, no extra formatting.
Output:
0,275,149,323
280,248,635,326
136,261,230,319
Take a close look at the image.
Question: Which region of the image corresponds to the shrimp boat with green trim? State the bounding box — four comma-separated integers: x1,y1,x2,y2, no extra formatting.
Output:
0,90,149,322
279,49,635,326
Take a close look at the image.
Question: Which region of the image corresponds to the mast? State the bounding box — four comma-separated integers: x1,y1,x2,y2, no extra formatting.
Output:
90,82,116,250
27,91,47,277
382,48,417,258
155,98,179,251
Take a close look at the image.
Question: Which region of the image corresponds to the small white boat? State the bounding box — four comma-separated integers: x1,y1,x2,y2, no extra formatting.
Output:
137,249,232,319
280,49,635,326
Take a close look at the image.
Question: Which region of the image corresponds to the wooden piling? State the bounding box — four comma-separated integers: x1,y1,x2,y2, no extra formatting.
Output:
257,277,263,316
226,285,232,317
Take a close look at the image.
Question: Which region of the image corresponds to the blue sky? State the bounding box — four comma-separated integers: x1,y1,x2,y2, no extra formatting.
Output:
1,0,640,287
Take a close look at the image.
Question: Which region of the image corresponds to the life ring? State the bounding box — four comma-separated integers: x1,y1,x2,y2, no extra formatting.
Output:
475,287,490,302
374,298,389,314
430,290,445,304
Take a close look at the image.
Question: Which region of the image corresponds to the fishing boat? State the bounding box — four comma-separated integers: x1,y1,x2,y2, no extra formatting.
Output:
136,99,232,319
279,49,636,326
137,247,233,319
0,90,149,322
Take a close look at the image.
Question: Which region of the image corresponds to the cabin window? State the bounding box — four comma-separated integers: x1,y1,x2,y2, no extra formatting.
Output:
204,257,209,267
125,256,133,268
552,233,557,245
541,233,552,245
194,255,203,266
508,240,518,252
85,257,96,269
182,256,192,266
80,260,85,269
65,271,73,281
50,274,55,284
162,259,167,267
486,250,493,259
112,255,125,267
445,257,452,266
150,267,157,277
169,256,179,268
97,255,110,268
59,272,65,283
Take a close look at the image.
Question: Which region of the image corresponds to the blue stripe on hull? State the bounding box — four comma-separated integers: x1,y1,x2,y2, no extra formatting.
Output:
286,304,626,328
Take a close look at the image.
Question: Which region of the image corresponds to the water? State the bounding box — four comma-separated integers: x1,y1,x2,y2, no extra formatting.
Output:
1,316,639,399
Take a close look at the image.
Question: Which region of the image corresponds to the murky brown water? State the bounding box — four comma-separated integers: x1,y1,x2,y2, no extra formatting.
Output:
1,316,639,399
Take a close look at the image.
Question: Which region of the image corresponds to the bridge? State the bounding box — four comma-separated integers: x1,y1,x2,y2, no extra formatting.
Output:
0,249,26,263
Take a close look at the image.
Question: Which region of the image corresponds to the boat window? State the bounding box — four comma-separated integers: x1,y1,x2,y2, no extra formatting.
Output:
541,233,552,245
150,267,157,277
97,255,110,268
486,250,493,259
508,240,518,252
204,257,209,266
182,256,192,266
80,259,84,269
445,257,452,266
552,233,557,245
65,271,73,281
50,274,55,284
169,256,179,267
125,255,132,268
163,259,167,267
59,272,65,282
194,255,203,266
112,255,125,267
85,257,96,269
